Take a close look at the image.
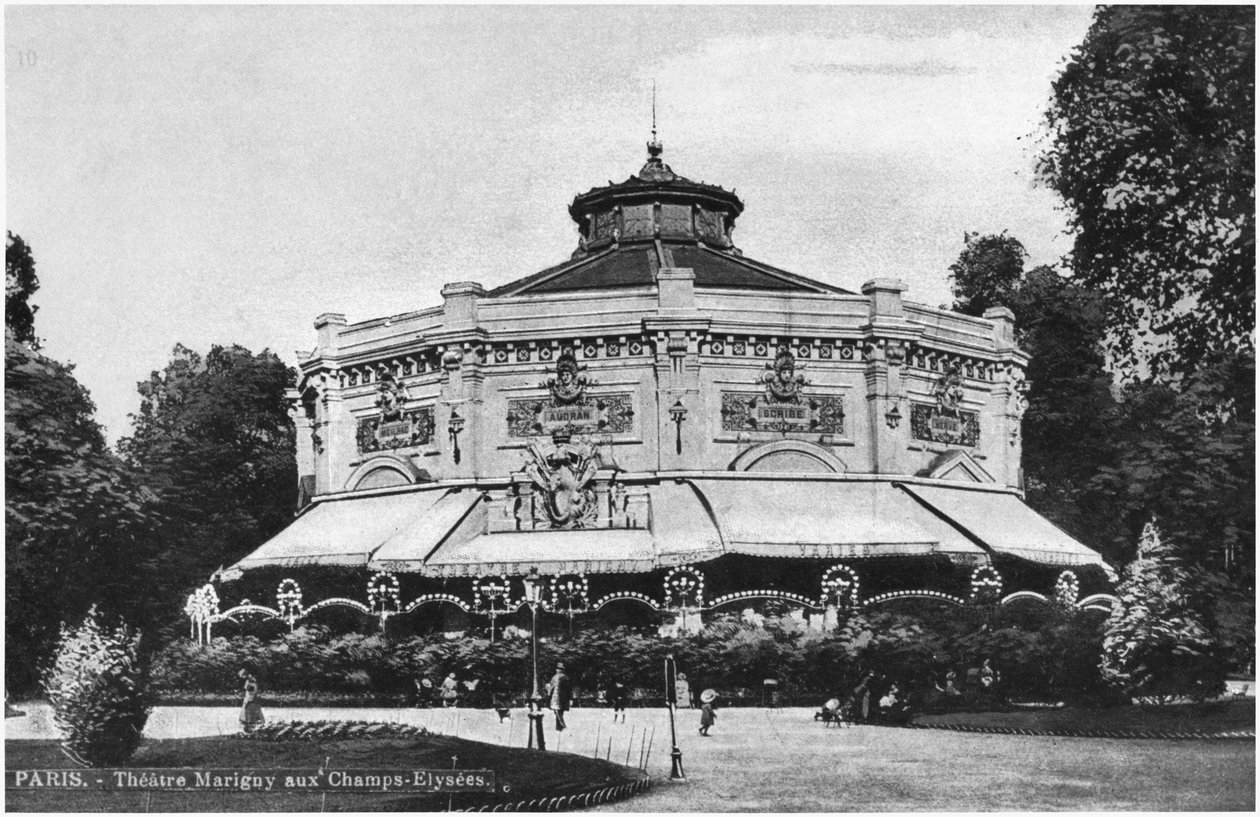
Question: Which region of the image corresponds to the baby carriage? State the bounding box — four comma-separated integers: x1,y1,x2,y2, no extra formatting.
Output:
814,698,848,727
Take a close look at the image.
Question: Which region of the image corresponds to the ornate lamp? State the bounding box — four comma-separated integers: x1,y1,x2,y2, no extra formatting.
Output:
522,568,547,751
668,400,688,455
448,409,465,464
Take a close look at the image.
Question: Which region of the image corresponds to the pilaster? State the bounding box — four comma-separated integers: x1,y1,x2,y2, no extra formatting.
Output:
860,279,921,474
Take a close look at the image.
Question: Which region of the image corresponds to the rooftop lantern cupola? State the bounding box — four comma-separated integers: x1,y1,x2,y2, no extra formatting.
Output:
569,135,745,256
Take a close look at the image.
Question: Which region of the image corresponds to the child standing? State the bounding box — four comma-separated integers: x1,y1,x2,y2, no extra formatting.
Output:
698,689,717,736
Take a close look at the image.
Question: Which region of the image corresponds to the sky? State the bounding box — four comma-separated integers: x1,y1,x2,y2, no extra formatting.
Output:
6,5,1096,443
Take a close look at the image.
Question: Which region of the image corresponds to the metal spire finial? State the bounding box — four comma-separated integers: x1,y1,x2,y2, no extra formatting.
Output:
647,80,663,159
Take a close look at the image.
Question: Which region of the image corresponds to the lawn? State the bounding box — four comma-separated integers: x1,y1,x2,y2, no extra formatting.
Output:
7,704,1253,811
6,730,639,812
915,699,1254,735
586,708,1253,812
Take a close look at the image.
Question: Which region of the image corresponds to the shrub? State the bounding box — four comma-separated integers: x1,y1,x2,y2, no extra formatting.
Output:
42,607,152,767
151,601,1116,707
1101,522,1226,703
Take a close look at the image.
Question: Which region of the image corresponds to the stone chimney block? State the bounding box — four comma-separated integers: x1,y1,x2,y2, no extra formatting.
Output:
861,279,908,320
442,282,487,327
314,313,347,354
656,267,696,312
983,306,1017,349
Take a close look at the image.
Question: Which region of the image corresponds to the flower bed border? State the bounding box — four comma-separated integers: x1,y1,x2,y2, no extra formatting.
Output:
229,719,653,812
457,774,652,813
900,721,1254,740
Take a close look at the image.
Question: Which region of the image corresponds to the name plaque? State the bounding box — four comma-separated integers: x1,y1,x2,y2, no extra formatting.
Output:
507,393,634,438
357,406,435,453
721,391,844,435
911,403,980,447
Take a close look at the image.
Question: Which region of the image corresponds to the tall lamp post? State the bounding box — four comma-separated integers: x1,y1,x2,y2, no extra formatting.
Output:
523,568,547,752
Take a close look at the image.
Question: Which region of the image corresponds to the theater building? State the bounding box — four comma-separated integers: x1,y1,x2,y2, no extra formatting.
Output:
210,137,1115,636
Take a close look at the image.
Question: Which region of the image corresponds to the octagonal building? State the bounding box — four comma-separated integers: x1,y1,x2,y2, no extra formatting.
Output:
223,138,1113,632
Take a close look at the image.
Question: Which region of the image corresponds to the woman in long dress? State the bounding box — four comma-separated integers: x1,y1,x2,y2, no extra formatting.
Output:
675,672,692,709
238,668,264,732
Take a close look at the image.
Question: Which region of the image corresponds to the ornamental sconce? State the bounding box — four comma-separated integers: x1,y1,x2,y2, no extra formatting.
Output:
448,409,465,464
550,574,590,636
1054,570,1080,608
474,575,513,642
885,404,902,429
366,571,400,627
276,579,304,631
969,565,1004,605
668,400,688,454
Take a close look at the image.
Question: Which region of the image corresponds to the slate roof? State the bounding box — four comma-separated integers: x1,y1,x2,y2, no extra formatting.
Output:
488,242,853,297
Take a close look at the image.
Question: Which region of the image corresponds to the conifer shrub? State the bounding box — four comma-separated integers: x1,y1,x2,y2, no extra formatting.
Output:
42,607,152,766
1101,522,1226,704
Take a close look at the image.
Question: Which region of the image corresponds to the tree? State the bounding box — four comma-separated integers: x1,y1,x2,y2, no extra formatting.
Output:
1100,521,1225,703
5,331,162,693
6,231,39,347
1092,350,1254,581
1040,6,1255,378
947,232,1027,316
118,344,297,597
948,235,1123,560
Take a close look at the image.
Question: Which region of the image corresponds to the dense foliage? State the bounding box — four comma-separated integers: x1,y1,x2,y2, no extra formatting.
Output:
151,604,1112,707
6,231,39,348
1092,352,1254,578
118,344,297,597
947,232,1028,317
949,235,1123,561
1041,5,1255,377
42,608,153,766
5,330,163,693
1101,522,1225,703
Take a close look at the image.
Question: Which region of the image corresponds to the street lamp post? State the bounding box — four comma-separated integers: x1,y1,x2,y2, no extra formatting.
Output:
523,568,547,752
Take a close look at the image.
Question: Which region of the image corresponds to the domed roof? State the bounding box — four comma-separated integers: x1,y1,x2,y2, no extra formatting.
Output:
568,138,745,253
489,139,851,298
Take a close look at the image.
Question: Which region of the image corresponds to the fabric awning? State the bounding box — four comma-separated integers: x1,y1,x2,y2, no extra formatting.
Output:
222,488,456,576
688,478,987,562
368,489,487,572
420,529,658,578
898,484,1113,574
416,481,725,578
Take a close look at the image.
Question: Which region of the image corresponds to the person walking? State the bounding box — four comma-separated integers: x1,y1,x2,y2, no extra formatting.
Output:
698,689,718,736
980,658,999,690
608,679,628,723
238,667,264,732
440,672,460,707
546,662,572,731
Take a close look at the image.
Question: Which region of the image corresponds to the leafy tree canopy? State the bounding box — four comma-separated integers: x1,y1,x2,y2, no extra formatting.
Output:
118,344,298,594
6,232,39,347
948,234,1122,561
5,331,162,693
1041,6,1255,378
948,231,1027,317
1092,350,1254,581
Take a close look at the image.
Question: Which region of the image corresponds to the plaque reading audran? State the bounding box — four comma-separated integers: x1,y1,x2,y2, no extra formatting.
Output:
507,394,634,438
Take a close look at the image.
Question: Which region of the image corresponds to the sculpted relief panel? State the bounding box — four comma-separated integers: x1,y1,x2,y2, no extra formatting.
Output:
720,346,845,436
910,364,980,447
356,371,435,453
506,351,635,438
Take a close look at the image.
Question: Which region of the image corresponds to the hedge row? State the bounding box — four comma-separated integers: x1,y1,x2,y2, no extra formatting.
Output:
152,603,1116,705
